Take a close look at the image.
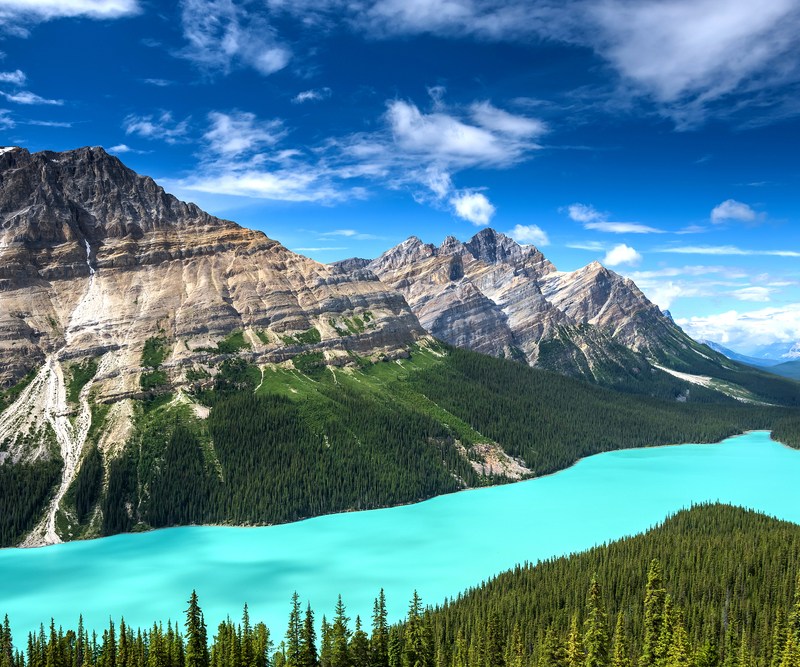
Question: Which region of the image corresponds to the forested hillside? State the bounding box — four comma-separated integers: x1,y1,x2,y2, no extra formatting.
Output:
3,344,799,546
3,505,800,667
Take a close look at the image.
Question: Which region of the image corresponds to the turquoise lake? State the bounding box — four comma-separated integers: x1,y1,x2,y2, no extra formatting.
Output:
2,430,799,637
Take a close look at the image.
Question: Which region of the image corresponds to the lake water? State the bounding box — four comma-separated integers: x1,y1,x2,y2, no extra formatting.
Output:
1,431,798,638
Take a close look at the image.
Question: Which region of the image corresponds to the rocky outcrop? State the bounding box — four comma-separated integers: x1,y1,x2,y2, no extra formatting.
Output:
363,229,711,379
0,146,425,397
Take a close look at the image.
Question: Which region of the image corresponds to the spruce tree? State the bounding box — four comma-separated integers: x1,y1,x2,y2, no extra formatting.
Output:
320,617,332,667
331,597,351,667
584,576,609,667
567,616,584,667
299,605,318,667
611,615,631,667
641,561,667,667
370,591,389,667
287,594,303,667
350,618,369,667
539,627,567,667
185,592,208,667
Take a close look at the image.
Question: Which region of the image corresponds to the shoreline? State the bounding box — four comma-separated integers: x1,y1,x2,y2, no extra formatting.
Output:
7,429,783,552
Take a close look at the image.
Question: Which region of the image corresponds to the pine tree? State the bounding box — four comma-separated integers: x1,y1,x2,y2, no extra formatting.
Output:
567,616,584,667
506,624,525,667
402,593,432,667
185,592,208,667
370,591,389,667
451,630,467,667
299,605,318,667
584,576,609,667
320,617,332,667
695,643,718,667
539,627,567,667
611,615,631,667
287,594,303,667
641,561,667,667
331,597,351,667
485,612,505,667
387,627,403,667
350,618,369,667
665,610,690,667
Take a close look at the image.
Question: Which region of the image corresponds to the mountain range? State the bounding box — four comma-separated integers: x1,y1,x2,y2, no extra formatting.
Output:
1,146,798,548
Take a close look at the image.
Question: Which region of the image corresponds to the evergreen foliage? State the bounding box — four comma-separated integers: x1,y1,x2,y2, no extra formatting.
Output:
0,460,61,546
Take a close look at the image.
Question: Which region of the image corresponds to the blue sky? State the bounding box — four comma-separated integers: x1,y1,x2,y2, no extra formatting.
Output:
1,0,799,354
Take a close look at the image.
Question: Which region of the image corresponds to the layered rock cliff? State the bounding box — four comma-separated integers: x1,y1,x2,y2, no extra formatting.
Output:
0,146,426,545
356,229,734,385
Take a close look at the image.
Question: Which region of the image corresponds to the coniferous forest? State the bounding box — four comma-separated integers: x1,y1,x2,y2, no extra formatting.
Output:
3,505,800,667
3,344,800,547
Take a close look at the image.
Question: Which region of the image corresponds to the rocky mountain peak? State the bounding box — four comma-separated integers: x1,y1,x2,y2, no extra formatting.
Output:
0,145,231,248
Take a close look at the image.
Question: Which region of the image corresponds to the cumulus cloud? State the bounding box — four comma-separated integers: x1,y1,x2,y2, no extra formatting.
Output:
178,0,291,76
0,69,25,85
677,303,800,353
292,88,332,104
1,90,62,105
603,243,642,267
710,199,759,223
124,111,190,143
507,224,549,246
450,192,495,225
387,99,544,169
167,96,544,212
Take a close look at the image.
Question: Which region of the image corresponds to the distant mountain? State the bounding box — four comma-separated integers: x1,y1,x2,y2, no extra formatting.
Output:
700,340,783,367
765,360,800,381
339,231,798,402
745,341,800,362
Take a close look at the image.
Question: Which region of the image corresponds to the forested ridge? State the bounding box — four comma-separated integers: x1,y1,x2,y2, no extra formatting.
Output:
3,345,800,546
3,505,800,667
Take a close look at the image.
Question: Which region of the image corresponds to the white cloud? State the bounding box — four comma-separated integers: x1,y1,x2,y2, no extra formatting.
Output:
387,99,544,169
450,192,495,226
142,78,173,87
585,221,664,234
108,144,133,153
204,111,284,157
677,303,800,353
603,243,642,267
124,111,190,144
507,224,549,247
1,90,61,105
588,0,800,126
0,0,138,32
469,101,548,137
292,88,332,104
731,286,772,302
319,229,381,240
0,69,25,85
566,241,606,251
710,199,758,223
567,202,663,233
0,109,14,129
567,203,604,223
178,0,291,76
658,245,800,257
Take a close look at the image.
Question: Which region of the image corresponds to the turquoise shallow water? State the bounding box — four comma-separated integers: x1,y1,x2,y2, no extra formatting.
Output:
1,431,798,636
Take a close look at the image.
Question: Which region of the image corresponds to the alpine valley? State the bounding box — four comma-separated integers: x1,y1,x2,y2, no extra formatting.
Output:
1,146,799,549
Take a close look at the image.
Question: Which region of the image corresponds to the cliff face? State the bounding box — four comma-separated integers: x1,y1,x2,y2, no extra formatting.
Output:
0,146,428,546
0,146,424,398
361,229,710,377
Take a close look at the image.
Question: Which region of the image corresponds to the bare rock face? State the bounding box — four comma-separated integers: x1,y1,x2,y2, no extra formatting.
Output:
0,146,425,396
365,229,696,376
